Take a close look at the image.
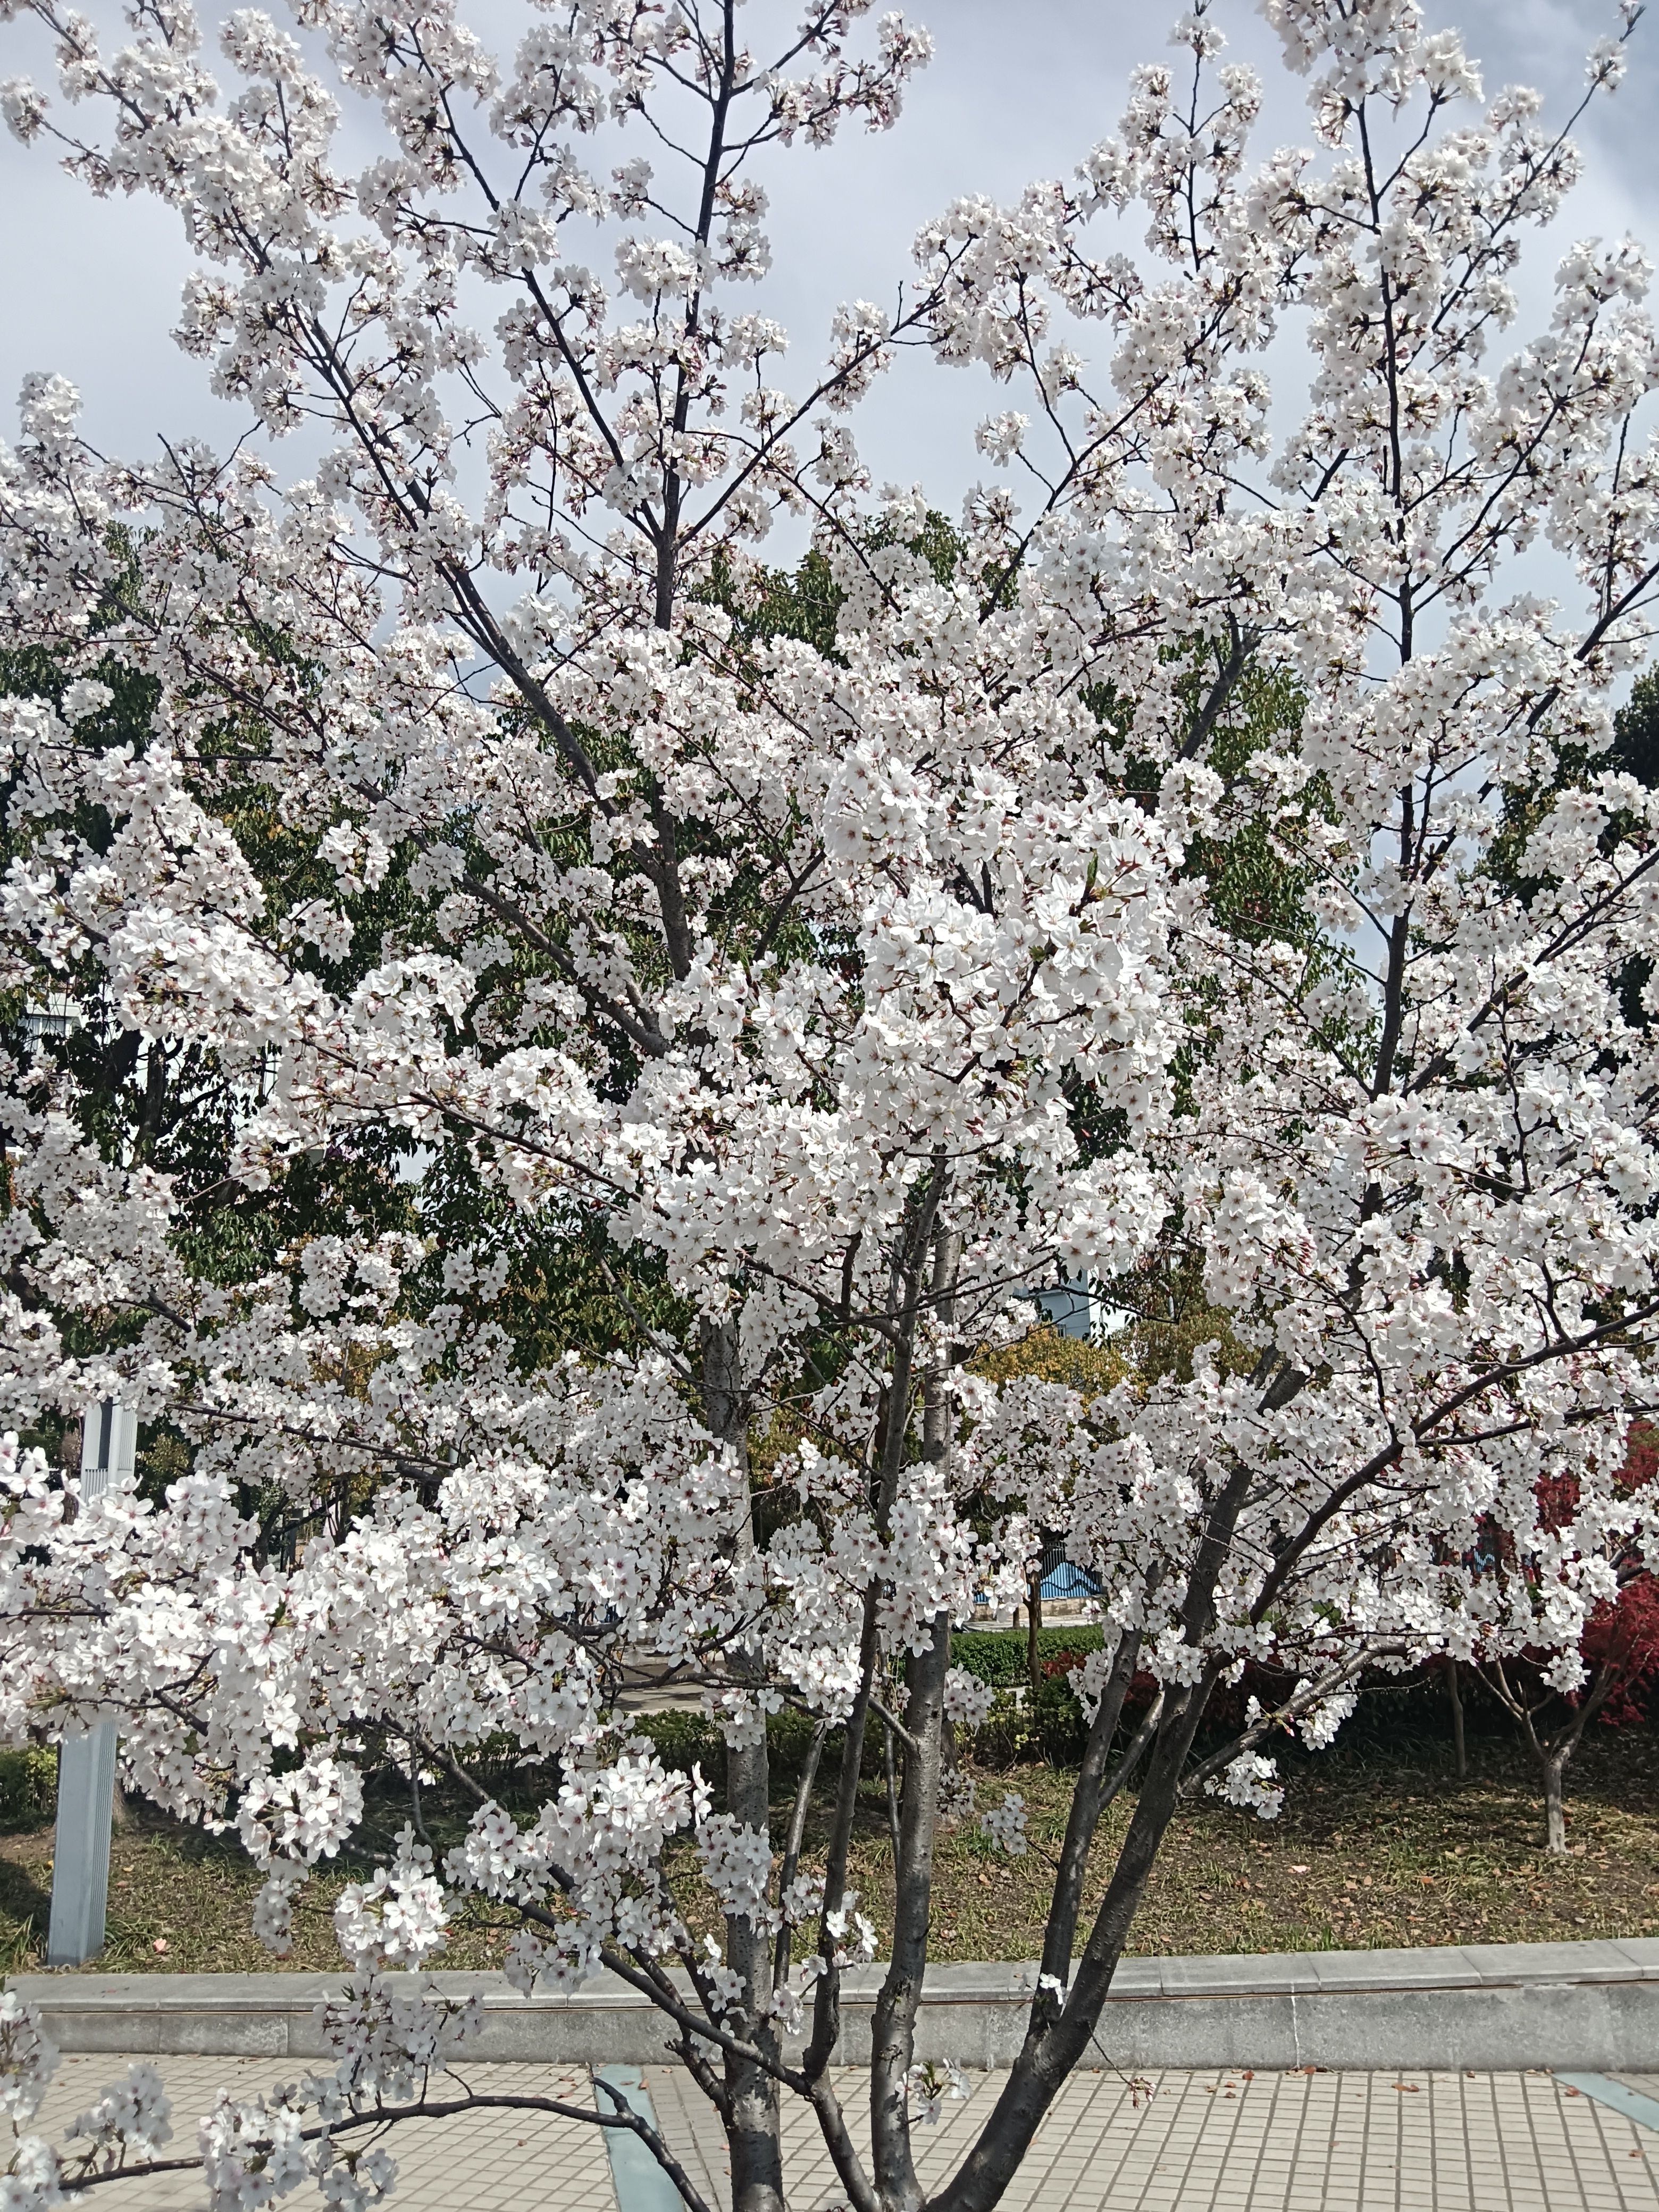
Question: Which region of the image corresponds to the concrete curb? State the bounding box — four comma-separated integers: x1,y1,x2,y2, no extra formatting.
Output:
11,1940,1659,2071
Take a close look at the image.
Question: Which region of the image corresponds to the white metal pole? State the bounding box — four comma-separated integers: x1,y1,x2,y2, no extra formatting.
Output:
45,1401,135,1967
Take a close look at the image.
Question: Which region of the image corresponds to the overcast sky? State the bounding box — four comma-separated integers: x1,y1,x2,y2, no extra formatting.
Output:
1,0,1654,526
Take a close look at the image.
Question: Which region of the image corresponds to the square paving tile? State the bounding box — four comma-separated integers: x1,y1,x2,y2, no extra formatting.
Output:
15,2055,1659,2212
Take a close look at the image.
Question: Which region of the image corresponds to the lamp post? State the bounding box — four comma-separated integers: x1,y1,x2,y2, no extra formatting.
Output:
45,1402,135,1968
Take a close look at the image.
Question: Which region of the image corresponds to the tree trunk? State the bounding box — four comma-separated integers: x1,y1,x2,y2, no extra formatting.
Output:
701,1317,784,2212
935,1669,1218,2212
804,1178,945,2099
1445,1658,1467,1783
870,1610,952,2212
867,1221,960,2212
1027,1570,1043,1693
725,1727,784,2212
932,1462,1255,2212
1543,1754,1568,1855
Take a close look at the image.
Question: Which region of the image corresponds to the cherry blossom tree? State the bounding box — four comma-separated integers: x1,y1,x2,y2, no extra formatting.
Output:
1469,1430,1659,1851
1,0,1658,2208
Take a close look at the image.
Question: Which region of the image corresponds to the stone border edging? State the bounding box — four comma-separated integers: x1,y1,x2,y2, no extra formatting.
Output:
596,2066,683,2212
11,1938,1659,2072
1558,2075,1659,2132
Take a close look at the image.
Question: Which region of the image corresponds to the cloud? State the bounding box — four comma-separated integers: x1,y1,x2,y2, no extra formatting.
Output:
1,0,1653,555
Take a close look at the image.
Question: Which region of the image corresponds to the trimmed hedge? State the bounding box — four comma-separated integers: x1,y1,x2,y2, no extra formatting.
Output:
635,1706,827,1777
949,1627,1105,1687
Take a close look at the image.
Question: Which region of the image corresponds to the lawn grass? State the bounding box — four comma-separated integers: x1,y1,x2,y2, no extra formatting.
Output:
4,1724,1657,1978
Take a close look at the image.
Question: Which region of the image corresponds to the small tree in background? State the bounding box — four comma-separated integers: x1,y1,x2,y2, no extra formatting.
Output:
1474,1428,1659,1852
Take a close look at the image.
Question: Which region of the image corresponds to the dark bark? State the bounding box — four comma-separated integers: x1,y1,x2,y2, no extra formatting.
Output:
803,1590,879,2083
61,2089,720,2212
1445,1657,1467,1783
137,1039,167,1163
1178,617,1257,761
884,1720,901,1863
866,1219,959,2212
934,1668,1220,2212
701,1315,784,2212
773,1722,826,1985
790,1194,958,2212
869,1610,952,2212
930,1462,1253,2212
1035,1631,1143,1995
724,1726,783,2212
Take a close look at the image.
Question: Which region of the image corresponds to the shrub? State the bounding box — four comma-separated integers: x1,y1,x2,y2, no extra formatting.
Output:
633,1711,720,1772
0,1749,56,1828
634,1705,833,1779
950,1628,1105,1688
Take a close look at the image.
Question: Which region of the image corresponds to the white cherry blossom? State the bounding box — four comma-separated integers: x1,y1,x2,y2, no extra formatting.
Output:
0,0,1655,2208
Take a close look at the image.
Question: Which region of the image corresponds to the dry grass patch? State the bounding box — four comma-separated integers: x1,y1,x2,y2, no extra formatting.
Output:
3,1725,1656,1976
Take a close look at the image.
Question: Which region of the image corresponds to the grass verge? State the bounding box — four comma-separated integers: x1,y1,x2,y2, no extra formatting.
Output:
3,1727,1656,1976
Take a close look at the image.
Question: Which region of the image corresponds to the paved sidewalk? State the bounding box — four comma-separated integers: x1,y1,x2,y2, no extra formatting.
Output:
655,2065,1659,2212
32,2052,618,2212
24,2055,1659,2211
